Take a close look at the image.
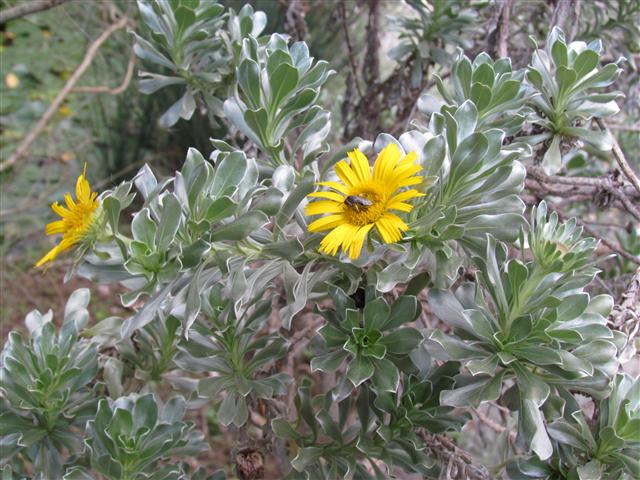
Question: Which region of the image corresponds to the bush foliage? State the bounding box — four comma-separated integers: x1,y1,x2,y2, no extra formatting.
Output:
1,0,639,479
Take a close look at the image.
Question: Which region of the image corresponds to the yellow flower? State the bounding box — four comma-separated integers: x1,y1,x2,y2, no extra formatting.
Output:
305,143,425,260
36,167,100,268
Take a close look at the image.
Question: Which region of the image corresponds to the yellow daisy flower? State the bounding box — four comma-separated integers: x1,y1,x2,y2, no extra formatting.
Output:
35,167,100,268
305,143,425,260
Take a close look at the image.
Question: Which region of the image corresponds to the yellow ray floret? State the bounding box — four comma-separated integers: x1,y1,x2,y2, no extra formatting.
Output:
305,143,425,260
35,167,100,268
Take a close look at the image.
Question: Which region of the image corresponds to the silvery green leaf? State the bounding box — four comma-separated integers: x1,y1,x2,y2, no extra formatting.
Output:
291,447,323,472
576,461,602,480
428,330,487,360
363,297,390,331
379,328,423,355
280,260,316,329
275,173,314,231
138,73,186,94
520,397,553,460
440,372,505,407
159,90,197,128
155,193,183,250
541,135,562,175
371,358,400,393
547,420,589,450
346,355,375,387
417,94,444,115
211,150,248,198
311,350,349,373
102,357,124,398
210,211,268,242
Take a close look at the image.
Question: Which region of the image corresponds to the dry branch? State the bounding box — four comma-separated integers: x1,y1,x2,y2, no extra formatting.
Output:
609,267,640,345
0,15,129,173
74,48,135,95
420,432,491,480
526,166,640,222
595,118,640,195
0,0,70,23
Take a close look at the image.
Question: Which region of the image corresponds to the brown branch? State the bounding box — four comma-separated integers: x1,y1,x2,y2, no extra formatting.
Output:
0,0,70,23
607,123,640,132
526,166,640,222
595,118,640,196
488,0,513,58
0,15,129,173
568,0,582,42
420,431,491,480
73,48,135,95
608,267,640,348
282,0,307,42
363,0,380,87
550,0,573,33
339,2,363,99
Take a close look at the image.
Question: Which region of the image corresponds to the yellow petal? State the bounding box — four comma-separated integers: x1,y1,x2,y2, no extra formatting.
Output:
317,181,350,195
373,143,402,183
76,175,91,203
35,245,62,268
335,160,359,188
308,214,345,232
348,224,374,259
387,202,413,213
307,191,345,202
64,192,76,209
387,189,425,205
45,220,66,235
51,202,69,217
398,150,418,167
389,164,423,187
305,200,343,216
376,213,407,243
347,149,372,184
319,224,354,256
396,176,423,188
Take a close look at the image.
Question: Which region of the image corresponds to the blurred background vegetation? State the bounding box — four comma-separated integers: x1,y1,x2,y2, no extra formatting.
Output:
0,0,638,335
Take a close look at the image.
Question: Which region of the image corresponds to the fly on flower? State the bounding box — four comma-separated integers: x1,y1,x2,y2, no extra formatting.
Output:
305,143,425,260
35,166,101,268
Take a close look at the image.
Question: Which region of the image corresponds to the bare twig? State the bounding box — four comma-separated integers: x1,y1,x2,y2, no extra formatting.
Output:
595,118,640,195
489,0,513,58
282,0,307,42
608,267,640,350
73,48,135,95
526,166,640,222
0,0,70,23
568,0,582,42
473,408,506,434
607,123,640,132
550,0,573,33
363,0,380,87
339,2,363,99
420,431,491,480
0,15,129,173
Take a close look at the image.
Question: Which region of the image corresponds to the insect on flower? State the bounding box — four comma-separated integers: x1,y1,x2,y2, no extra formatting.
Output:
343,195,373,213
305,143,425,260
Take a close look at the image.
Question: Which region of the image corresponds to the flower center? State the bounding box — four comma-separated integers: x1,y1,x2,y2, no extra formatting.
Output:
65,204,98,239
342,191,385,226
